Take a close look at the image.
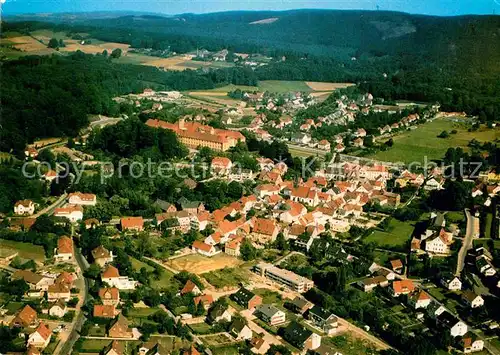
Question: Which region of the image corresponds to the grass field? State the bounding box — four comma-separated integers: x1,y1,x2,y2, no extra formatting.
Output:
167,253,242,274
367,118,500,164
188,322,217,335
363,218,415,249
203,267,250,289
0,240,45,261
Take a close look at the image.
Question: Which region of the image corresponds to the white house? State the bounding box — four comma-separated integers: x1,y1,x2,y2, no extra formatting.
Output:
14,200,35,215
101,265,138,290
425,234,451,255
68,192,97,206
49,301,67,318
441,275,462,291
437,312,468,337
27,322,51,349
292,133,312,145
409,290,432,309
192,240,218,257
229,319,253,341
54,236,73,262
54,205,83,222
462,291,484,309
461,333,484,353
255,304,286,326
425,178,444,191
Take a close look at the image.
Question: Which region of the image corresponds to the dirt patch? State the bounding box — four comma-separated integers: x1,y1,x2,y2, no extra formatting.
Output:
167,253,242,274
305,82,355,91
8,36,50,52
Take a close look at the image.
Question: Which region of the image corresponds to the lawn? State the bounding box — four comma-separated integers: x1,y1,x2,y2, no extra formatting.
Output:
188,322,217,335
363,218,415,249
322,334,379,355
367,118,499,164
0,240,45,261
252,288,283,305
203,267,251,289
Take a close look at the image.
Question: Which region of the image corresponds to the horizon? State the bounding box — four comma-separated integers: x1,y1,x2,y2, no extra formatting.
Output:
2,0,500,17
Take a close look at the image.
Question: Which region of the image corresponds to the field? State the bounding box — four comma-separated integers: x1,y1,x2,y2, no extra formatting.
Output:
0,240,45,261
203,267,251,289
305,81,355,91
166,253,242,274
363,218,415,249
368,118,500,164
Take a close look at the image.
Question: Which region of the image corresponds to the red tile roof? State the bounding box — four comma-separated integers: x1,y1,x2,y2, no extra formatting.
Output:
102,265,120,279
57,236,73,254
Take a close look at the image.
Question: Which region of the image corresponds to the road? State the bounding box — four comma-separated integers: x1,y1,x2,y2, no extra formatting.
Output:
456,209,477,276
53,248,90,355
35,193,68,218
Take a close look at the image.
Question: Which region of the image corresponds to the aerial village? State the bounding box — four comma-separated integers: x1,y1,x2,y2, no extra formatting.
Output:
1,84,500,355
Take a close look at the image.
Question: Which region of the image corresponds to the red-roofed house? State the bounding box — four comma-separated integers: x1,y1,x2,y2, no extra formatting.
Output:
409,290,431,309
55,236,73,262
68,192,97,206
181,280,202,296
211,157,232,175
28,322,51,349
392,280,415,297
94,304,118,318
192,240,218,257
99,287,120,306
54,205,83,222
317,140,331,151
251,218,280,246
121,217,144,232
194,294,214,310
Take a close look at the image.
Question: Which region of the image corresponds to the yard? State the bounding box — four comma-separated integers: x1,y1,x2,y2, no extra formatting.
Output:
363,218,415,249
203,266,251,289
323,334,380,355
188,322,218,335
167,253,242,274
0,240,45,261
367,118,499,164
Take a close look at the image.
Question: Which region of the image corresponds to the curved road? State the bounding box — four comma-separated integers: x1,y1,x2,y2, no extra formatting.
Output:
456,209,477,276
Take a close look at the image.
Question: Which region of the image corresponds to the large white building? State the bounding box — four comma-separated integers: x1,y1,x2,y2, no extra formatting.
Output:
254,263,314,293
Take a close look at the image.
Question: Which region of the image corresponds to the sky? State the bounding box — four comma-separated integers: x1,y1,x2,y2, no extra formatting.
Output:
2,0,500,16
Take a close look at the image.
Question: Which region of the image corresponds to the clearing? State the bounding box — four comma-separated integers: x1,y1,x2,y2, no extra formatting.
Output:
203,267,251,289
166,253,242,274
0,240,45,261
363,218,415,249
367,118,500,164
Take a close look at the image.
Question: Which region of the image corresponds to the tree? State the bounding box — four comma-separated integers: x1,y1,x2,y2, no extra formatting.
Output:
240,239,258,261
48,38,59,49
274,232,289,252
110,48,122,59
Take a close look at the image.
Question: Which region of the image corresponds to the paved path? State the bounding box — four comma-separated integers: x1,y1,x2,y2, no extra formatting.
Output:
144,256,179,274
456,209,476,276
34,193,68,218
